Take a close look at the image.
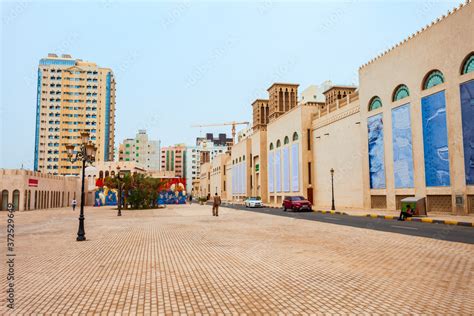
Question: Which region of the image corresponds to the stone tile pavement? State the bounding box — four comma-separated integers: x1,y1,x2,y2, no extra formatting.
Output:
0,204,473,314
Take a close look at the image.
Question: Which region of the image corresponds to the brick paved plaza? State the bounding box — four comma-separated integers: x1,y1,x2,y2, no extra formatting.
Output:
1,205,473,314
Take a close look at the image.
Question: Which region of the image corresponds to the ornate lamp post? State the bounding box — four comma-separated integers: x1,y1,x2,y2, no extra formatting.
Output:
66,132,97,241
330,168,335,211
116,166,125,216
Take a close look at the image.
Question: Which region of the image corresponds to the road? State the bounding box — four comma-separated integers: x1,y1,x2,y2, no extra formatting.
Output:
223,203,474,244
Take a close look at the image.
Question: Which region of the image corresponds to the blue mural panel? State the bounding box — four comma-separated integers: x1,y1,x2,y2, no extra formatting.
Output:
275,150,281,192
461,80,474,185
282,147,290,192
368,114,386,189
291,143,299,192
391,104,414,188
268,152,274,193
421,91,450,187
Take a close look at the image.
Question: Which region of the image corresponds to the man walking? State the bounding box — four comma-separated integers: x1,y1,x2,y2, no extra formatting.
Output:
212,193,221,216
72,199,77,211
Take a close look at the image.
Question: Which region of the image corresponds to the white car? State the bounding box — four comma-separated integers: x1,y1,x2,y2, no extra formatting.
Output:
244,197,263,208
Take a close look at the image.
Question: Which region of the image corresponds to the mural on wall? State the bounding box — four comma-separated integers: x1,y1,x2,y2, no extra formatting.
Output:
275,150,281,192
391,104,414,188
158,178,187,204
421,91,450,187
291,143,299,192
368,114,386,189
461,80,474,185
282,147,290,192
94,187,118,206
268,152,274,193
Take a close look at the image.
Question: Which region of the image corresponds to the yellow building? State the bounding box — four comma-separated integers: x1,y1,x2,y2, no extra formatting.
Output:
34,53,116,176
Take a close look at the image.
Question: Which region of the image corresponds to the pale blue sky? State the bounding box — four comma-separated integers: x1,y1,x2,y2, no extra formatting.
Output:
0,0,459,169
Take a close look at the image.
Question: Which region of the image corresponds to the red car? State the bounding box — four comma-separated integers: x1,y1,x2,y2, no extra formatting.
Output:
282,196,312,212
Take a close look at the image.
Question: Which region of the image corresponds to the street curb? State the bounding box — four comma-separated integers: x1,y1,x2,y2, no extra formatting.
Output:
220,202,473,228
314,210,474,228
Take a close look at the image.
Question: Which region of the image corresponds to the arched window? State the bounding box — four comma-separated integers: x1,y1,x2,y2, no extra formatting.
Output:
276,140,281,148
13,190,20,211
1,190,8,210
284,136,289,145
105,171,109,178
292,132,299,141
461,52,474,75
369,96,382,111
269,143,274,150
423,70,444,89
99,170,104,178
393,85,410,101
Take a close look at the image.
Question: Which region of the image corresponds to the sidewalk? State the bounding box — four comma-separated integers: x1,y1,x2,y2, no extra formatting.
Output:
314,206,474,227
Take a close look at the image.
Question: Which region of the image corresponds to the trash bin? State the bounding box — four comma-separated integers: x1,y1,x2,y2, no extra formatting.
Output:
401,197,427,216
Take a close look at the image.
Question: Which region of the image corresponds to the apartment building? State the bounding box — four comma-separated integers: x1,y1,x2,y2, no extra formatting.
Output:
118,130,160,171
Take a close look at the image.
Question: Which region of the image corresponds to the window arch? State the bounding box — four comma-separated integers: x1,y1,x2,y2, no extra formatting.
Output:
284,136,289,145
461,52,474,75
292,132,299,141
276,140,281,148
368,96,382,111
423,70,444,89
393,84,410,101
99,170,104,178
269,143,274,150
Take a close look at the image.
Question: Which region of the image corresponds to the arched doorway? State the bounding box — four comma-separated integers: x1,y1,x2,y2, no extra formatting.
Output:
1,190,8,210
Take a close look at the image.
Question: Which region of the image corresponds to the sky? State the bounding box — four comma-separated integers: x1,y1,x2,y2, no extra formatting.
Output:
0,0,460,169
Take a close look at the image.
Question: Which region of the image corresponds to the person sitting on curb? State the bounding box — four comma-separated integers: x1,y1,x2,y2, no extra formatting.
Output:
398,204,414,221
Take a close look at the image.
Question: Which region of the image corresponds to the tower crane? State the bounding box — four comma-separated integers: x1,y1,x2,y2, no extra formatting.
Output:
191,121,250,143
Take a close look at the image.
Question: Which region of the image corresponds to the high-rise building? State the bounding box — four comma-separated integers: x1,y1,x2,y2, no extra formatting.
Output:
34,53,116,176
161,145,186,178
118,130,160,170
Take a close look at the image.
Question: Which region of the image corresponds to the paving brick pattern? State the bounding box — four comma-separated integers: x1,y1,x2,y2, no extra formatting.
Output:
1,205,473,314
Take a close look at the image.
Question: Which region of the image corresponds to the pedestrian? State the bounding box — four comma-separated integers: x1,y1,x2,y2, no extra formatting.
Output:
212,193,221,217
189,193,193,205
72,199,77,211
398,204,414,221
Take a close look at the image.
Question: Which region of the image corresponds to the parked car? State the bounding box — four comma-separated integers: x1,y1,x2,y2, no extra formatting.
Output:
282,196,312,212
244,197,263,208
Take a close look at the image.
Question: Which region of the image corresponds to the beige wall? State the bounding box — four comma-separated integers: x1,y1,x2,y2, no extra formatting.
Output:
0,169,83,211
312,101,364,209
199,162,211,198
230,137,251,200
359,1,474,214
209,153,230,199
266,104,318,206
249,130,268,201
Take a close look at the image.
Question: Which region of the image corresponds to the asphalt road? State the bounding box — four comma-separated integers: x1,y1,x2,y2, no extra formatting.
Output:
223,203,474,244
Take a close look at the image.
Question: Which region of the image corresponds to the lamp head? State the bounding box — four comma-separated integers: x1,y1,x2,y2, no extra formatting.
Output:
330,168,334,175
65,144,75,157
85,143,96,160
80,131,90,144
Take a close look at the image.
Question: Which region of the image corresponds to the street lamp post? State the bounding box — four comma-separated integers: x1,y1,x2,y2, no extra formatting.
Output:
66,132,97,241
330,168,335,211
116,166,124,216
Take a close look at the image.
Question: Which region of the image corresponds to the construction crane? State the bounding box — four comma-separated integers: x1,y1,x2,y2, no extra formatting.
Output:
191,121,250,143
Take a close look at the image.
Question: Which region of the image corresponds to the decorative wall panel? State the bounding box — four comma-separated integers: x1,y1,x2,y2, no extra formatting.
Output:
268,152,274,193
391,104,414,188
291,143,299,191
368,114,386,189
421,91,450,187
275,150,281,193
461,80,474,185
282,147,290,192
